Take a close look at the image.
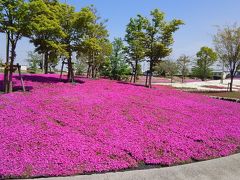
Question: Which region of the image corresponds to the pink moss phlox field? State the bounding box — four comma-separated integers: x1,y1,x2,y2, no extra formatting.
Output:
0,74,240,178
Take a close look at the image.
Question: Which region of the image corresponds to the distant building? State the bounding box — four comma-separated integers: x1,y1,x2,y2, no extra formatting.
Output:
0,64,28,72
212,61,240,79
212,70,228,79
212,70,240,79
20,65,28,71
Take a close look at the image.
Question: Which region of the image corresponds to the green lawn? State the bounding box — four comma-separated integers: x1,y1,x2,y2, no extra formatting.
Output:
202,91,240,99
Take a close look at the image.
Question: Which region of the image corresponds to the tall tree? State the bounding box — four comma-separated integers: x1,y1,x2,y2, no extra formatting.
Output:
57,3,79,81
26,51,43,73
0,0,30,93
28,0,66,74
161,60,179,83
177,55,190,83
125,15,147,83
213,24,240,92
108,38,130,80
192,46,217,81
76,6,112,79
144,9,184,88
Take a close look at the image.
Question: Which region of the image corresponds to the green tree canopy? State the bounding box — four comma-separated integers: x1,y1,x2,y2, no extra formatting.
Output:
144,9,184,87
160,60,179,83
106,38,131,80
76,6,112,79
177,55,190,83
213,24,240,91
125,15,147,83
28,0,66,74
26,51,43,73
0,0,30,92
192,46,217,81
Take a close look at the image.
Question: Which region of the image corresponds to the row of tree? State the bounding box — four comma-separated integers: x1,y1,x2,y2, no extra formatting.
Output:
154,48,216,84
124,9,184,87
109,16,239,92
153,24,240,92
0,0,112,93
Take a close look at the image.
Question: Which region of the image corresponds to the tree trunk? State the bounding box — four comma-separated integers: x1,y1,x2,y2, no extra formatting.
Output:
182,72,184,83
67,56,72,82
145,71,149,87
148,61,153,88
44,52,49,74
4,32,10,93
203,60,207,81
3,67,10,93
94,67,98,78
130,73,133,83
133,60,138,83
8,38,17,93
87,64,91,78
91,64,95,79
230,74,234,92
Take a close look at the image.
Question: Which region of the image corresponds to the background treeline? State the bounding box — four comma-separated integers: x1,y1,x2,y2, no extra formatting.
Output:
0,0,112,92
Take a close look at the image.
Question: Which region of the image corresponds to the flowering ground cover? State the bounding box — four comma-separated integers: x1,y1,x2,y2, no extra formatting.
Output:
0,74,240,179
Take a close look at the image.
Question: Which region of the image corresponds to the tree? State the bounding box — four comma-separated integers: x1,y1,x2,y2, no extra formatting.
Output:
56,2,75,81
154,62,166,76
107,38,131,80
160,60,179,83
192,46,217,81
177,55,190,83
144,9,184,88
0,57,3,65
74,7,96,78
125,15,147,83
28,0,66,74
76,6,112,79
26,51,43,73
97,39,113,77
213,24,240,92
57,2,87,81
0,0,30,93
75,56,88,75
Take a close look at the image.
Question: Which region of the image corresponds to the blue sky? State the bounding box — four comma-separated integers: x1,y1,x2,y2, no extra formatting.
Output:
0,0,240,65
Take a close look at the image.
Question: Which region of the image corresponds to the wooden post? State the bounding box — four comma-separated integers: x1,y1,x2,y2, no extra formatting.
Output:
17,63,26,92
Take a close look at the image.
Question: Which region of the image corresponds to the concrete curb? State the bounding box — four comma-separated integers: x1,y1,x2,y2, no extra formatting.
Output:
33,154,240,180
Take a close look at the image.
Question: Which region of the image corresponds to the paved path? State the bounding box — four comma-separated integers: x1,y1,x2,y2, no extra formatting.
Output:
154,79,240,92
35,153,240,180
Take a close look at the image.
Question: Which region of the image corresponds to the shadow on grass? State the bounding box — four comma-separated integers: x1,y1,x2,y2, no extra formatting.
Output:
0,74,85,93
117,81,148,88
19,74,85,84
0,83,33,93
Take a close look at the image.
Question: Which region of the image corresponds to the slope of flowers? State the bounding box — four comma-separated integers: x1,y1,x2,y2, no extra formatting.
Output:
0,74,240,178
